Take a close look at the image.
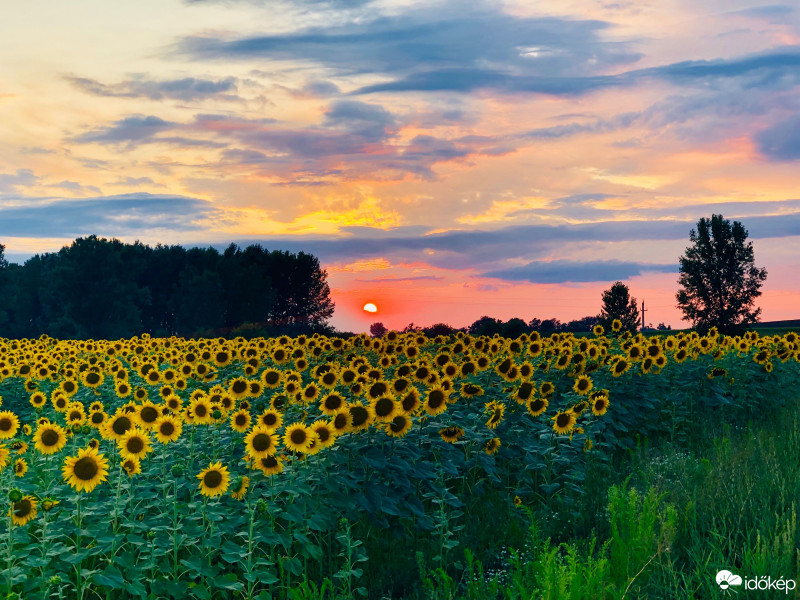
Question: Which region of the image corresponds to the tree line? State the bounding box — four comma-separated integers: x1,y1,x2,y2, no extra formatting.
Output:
0,236,335,339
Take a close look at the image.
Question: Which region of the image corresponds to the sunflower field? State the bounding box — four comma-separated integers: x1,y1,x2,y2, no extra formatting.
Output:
0,326,799,599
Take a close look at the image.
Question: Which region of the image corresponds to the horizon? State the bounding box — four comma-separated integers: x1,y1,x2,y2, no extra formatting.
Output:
2,1,799,333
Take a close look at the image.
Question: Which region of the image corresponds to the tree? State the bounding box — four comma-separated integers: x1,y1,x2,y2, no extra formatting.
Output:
676,214,767,335
599,282,639,333
369,322,387,338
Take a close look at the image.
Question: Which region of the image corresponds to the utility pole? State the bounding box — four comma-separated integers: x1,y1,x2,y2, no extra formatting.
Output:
641,300,646,331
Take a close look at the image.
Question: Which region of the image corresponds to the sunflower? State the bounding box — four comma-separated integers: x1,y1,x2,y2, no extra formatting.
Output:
231,476,250,500
29,392,47,410
60,379,79,397
0,411,20,439
10,495,37,526
188,397,213,425
331,409,353,435
422,387,450,417
348,403,374,433
591,392,609,416
228,377,250,401
611,319,622,332
513,496,523,507
526,397,548,418
484,401,505,429
439,426,465,443
539,382,555,397
136,401,161,430
14,457,27,477
34,423,68,455
485,437,501,455
122,456,141,476
52,393,69,412
197,462,230,497
227,409,250,433
552,410,577,435
261,368,282,389
592,324,604,336
384,414,412,438
371,396,400,423
611,358,631,377
254,455,283,476
283,424,315,453
245,426,279,459
400,389,421,414
311,421,336,449
10,440,27,454
65,403,86,427
511,382,535,404
62,447,110,493
118,427,152,461
103,411,134,442
153,415,182,444
572,375,593,396
459,383,484,399
256,409,283,433
115,382,132,399
318,392,344,416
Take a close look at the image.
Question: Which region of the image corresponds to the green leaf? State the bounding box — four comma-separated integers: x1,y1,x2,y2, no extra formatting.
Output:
93,566,125,590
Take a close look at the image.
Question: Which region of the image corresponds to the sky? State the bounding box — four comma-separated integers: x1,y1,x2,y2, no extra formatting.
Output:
2,0,800,333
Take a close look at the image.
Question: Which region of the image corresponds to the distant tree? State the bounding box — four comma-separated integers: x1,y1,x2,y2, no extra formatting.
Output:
599,282,640,333
422,323,456,337
527,317,542,330
676,214,767,335
538,318,561,334
564,315,601,333
370,322,387,337
502,317,528,338
469,316,503,336
401,323,419,333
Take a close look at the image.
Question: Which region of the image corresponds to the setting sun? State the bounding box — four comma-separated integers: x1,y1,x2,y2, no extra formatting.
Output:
363,303,378,313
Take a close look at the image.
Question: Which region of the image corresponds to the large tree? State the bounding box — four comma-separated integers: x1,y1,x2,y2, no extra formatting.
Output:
676,214,767,335
599,282,640,333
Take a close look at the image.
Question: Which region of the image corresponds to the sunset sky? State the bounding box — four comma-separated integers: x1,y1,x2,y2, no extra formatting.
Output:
2,0,800,333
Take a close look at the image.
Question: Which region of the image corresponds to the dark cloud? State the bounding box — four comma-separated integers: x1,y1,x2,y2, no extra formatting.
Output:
178,5,642,96
0,193,222,237
754,115,800,160
65,75,240,102
72,115,227,148
323,100,396,141
211,211,800,279
355,275,444,283
480,260,677,283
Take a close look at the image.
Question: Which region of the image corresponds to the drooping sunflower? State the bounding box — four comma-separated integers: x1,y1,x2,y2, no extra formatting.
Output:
422,387,449,416
197,461,230,497
231,476,250,500
245,426,279,459
118,427,152,461
122,456,141,476
14,457,28,477
283,423,315,454
10,440,27,455
484,401,505,429
254,454,283,476
552,410,577,435
439,426,465,443
0,411,20,439
399,389,421,414
62,446,110,493
485,437,501,455
10,495,37,526
34,423,68,455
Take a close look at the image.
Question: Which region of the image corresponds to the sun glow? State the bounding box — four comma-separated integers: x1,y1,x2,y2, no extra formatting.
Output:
363,303,378,313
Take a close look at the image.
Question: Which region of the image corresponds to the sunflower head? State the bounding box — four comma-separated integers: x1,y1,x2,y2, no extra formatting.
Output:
197,461,231,497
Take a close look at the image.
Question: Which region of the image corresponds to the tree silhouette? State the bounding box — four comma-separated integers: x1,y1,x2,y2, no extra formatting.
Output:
369,322,387,338
599,282,640,333
676,214,767,335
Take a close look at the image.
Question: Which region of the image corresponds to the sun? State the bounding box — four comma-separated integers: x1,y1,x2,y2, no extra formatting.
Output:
363,303,378,313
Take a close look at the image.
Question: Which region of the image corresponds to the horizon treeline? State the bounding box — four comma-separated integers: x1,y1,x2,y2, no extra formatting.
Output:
0,235,335,340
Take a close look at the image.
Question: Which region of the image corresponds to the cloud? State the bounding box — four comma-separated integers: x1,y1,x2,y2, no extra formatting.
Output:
0,193,223,237
178,4,642,96
355,275,444,283
65,75,240,102
480,259,677,283
72,115,227,148
754,115,800,160
0,169,39,193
